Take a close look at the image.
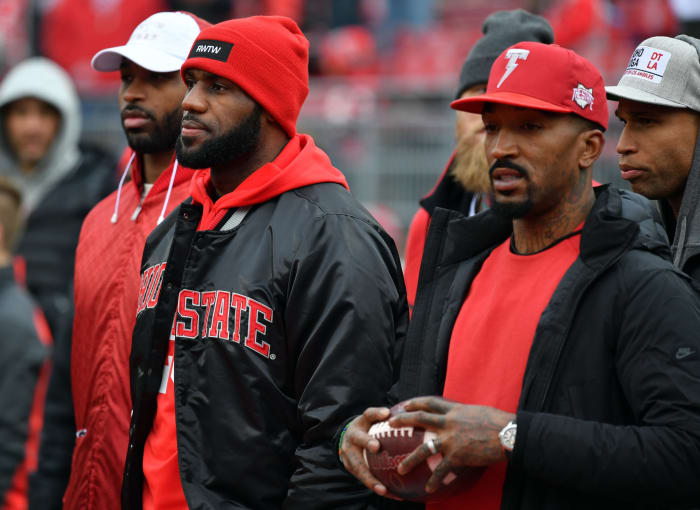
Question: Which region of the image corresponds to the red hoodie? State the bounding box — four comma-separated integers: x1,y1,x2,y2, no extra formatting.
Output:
190,134,348,229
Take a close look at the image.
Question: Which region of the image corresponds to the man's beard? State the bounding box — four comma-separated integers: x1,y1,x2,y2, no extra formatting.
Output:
123,106,181,154
450,134,491,193
175,104,262,169
490,196,534,219
488,159,534,219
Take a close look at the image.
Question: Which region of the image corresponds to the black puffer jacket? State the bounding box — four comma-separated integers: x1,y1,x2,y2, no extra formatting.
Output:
16,143,117,335
396,186,700,509
123,182,408,510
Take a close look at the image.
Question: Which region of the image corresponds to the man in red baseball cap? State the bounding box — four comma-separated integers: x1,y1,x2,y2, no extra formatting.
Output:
341,42,700,509
403,10,555,315
121,15,407,510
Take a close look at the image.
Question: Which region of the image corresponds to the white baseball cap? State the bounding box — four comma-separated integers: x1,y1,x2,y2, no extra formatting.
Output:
91,11,208,73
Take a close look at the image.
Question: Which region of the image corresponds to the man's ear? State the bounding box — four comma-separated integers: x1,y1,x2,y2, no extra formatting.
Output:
578,129,605,170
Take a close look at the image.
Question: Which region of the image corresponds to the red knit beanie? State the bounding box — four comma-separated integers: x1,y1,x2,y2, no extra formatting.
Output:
181,16,309,137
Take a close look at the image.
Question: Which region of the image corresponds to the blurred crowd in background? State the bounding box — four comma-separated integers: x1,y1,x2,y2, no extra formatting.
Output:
0,3,698,504
1,0,699,255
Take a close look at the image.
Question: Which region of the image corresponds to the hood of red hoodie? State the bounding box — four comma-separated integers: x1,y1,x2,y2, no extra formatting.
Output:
190,134,349,229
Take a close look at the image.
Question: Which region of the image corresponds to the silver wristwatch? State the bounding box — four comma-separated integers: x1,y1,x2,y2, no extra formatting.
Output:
498,420,517,453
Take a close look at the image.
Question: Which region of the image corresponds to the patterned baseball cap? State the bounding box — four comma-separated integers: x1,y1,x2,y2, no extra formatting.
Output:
451,41,608,130
605,35,700,112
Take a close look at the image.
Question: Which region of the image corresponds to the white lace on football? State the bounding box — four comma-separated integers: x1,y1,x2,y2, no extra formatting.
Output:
368,421,415,438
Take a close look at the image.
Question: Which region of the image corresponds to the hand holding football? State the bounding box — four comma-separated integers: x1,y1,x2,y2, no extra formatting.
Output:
363,403,485,501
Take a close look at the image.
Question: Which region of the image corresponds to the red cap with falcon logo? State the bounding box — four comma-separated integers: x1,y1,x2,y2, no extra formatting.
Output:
451,41,608,131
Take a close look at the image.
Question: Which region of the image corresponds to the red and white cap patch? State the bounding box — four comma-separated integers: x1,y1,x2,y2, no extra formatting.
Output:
572,83,594,110
623,46,672,84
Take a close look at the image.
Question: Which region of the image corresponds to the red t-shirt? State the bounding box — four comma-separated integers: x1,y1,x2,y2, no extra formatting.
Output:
428,230,581,510
142,323,188,510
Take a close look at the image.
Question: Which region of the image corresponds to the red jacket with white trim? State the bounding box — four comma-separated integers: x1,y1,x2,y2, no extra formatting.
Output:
63,153,194,510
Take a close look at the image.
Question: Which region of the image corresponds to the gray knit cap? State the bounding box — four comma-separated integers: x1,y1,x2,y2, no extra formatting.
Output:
456,9,554,99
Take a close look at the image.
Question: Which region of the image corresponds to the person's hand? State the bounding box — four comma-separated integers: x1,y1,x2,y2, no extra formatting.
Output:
338,407,401,499
389,396,515,493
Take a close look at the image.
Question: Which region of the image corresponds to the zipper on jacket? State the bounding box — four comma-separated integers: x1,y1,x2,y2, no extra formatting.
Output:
536,256,620,410
535,263,598,410
535,210,640,409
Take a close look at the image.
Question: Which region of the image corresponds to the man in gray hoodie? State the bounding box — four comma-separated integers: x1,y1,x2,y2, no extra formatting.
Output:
0,57,117,334
607,35,700,278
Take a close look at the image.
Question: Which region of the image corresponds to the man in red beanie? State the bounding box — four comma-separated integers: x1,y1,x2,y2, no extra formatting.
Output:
341,42,700,509
29,11,210,510
121,15,407,510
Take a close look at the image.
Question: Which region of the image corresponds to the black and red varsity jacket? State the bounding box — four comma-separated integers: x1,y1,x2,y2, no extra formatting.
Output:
123,137,409,510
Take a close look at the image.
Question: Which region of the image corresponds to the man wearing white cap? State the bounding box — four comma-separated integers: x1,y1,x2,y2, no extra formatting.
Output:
607,35,700,279
29,11,210,510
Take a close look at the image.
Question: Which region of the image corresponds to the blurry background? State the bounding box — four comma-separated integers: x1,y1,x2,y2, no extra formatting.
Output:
1,0,696,254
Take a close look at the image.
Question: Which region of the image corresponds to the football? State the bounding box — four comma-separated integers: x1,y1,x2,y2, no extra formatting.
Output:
363,403,484,501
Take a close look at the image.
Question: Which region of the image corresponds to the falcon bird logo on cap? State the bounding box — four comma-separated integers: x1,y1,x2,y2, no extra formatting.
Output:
572,83,594,110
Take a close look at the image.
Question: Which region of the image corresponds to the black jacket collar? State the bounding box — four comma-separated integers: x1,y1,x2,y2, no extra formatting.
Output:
419,156,475,217
434,185,670,270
